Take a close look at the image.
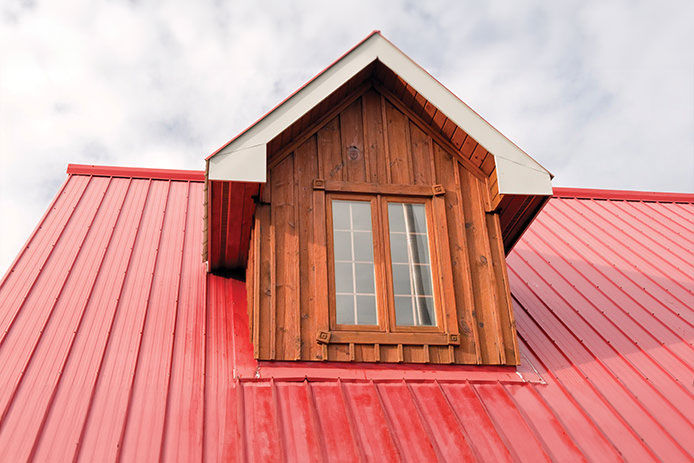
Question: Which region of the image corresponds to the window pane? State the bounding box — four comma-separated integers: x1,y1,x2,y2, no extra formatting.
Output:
353,232,374,261
388,204,406,232
351,202,372,231
356,295,377,325
333,231,352,261
334,262,353,293
392,264,410,295
412,235,430,264
394,296,414,326
411,204,427,231
355,263,375,293
332,201,351,230
416,297,435,326
415,265,433,296
332,199,377,325
389,233,409,263
388,202,436,327
336,295,355,325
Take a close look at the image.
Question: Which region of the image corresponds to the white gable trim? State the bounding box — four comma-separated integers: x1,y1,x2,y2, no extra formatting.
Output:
208,33,552,196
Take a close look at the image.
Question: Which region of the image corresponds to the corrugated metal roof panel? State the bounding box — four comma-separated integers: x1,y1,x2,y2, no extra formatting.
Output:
0,169,692,462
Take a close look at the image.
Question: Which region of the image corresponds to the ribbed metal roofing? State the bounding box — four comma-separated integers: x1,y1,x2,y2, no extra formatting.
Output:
0,166,692,462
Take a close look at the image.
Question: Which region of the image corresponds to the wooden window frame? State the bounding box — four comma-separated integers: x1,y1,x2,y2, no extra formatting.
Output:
326,193,384,332
317,179,461,347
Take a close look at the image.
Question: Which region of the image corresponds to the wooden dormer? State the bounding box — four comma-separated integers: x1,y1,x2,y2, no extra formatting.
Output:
204,32,553,365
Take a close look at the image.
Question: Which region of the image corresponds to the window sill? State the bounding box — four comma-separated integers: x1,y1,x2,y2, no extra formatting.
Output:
316,330,460,346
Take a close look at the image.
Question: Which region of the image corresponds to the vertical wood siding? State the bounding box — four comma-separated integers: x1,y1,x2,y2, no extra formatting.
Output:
249,87,518,364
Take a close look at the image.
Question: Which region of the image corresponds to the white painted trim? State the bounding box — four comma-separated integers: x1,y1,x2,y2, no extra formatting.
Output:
495,157,553,195
209,144,267,182
208,33,552,196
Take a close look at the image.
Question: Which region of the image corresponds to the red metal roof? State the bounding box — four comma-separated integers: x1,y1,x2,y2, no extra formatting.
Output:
0,167,692,461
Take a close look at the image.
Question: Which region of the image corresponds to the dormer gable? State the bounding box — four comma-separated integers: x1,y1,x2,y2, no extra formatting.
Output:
204,32,553,365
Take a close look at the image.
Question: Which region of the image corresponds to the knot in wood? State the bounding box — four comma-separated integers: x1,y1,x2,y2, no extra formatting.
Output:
347,145,361,160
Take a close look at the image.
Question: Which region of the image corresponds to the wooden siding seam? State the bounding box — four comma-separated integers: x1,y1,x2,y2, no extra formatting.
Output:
379,94,393,184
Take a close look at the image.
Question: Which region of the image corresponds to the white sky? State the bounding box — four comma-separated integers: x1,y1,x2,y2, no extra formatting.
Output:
1,1,693,276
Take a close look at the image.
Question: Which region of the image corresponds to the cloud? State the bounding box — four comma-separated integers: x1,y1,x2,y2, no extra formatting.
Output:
1,0,693,275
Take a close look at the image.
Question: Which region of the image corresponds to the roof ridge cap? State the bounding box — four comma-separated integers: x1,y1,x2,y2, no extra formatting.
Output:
66,164,205,182
553,187,694,203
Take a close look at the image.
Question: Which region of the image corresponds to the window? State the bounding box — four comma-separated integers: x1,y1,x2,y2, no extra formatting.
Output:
331,199,378,325
324,183,456,345
387,202,436,327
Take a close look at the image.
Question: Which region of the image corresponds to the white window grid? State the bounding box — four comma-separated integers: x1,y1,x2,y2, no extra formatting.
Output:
390,203,436,326
333,201,378,325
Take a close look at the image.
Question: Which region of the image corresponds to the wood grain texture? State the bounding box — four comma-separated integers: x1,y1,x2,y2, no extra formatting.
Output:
256,188,272,359
340,98,367,182
295,136,319,360
486,210,519,364
433,144,480,364
361,89,386,183
248,86,519,364
458,166,506,364
271,156,299,359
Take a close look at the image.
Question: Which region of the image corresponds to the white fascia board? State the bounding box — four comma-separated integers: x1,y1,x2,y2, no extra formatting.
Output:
208,33,552,196
495,156,553,195
208,144,267,182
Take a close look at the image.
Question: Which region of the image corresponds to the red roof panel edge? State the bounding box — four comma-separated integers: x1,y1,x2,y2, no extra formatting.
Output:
67,164,205,182
553,187,694,203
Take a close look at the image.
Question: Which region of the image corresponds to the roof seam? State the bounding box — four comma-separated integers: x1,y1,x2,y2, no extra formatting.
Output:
370,380,407,462
670,203,694,223
0,175,92,355
509,285,661,460
337,379,368,461
514,310,626,459
509,264,689,459
545,201,694,324
158,180,192,463
465,381,524,463
609,200,694,254
404,381,446,462
304,381,330,463
534,209,694,361
637,200,694,235
72,178,154,461
0,177,71,292
0,175,106,442
432,381,486,462
497,382,566,461
27,177,133,461
115,180,172,461
0,176,90,345
562,199,693,303
518,229,694,416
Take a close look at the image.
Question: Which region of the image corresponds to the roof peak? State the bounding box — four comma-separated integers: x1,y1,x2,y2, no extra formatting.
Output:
67,164,205,182
206,31,553,196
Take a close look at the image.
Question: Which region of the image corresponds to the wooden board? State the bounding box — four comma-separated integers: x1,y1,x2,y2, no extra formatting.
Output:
248,86,520,364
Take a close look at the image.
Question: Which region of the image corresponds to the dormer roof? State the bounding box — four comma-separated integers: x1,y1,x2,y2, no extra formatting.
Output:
206,31,552,196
